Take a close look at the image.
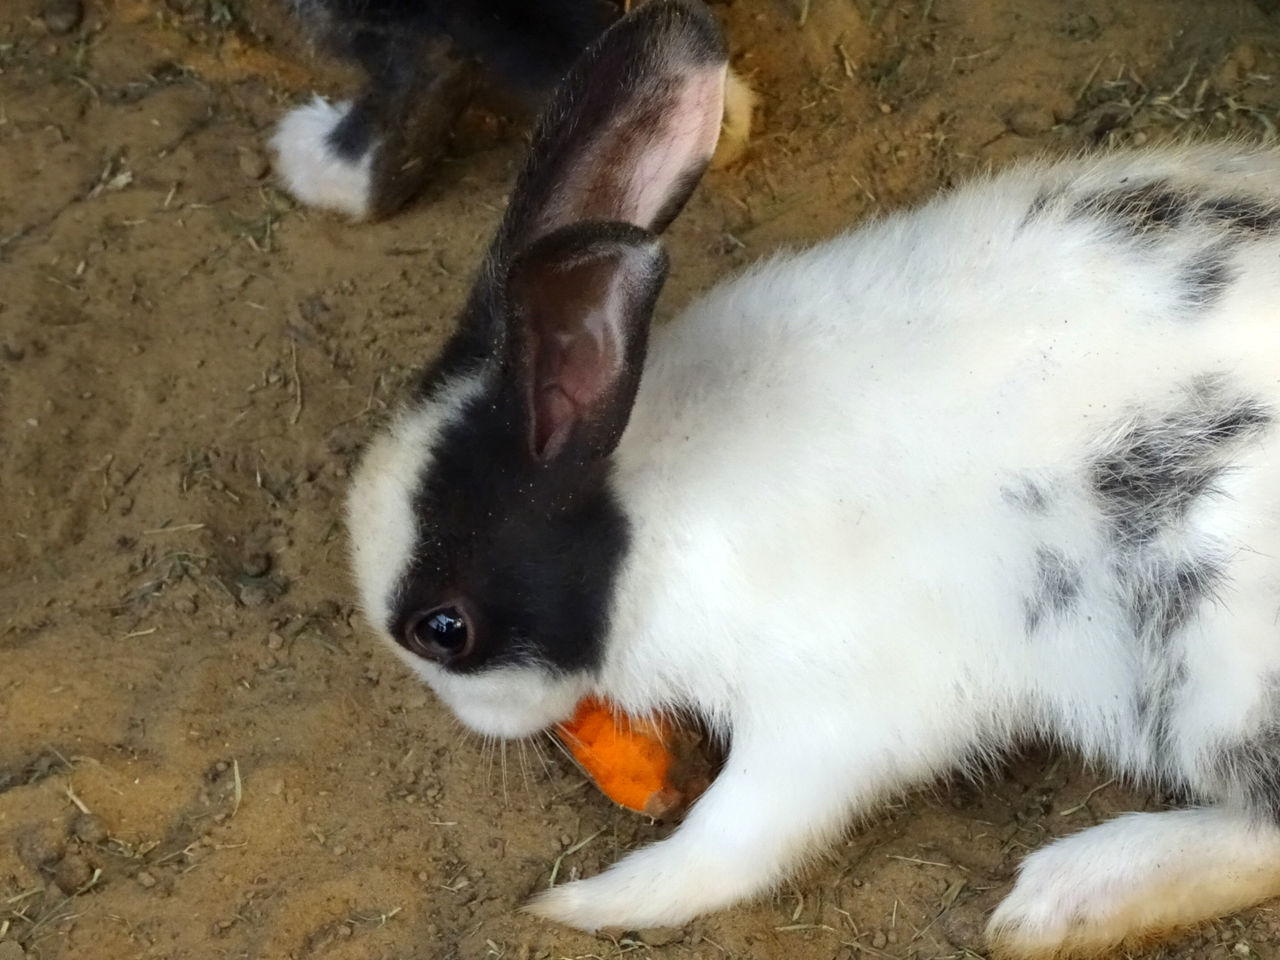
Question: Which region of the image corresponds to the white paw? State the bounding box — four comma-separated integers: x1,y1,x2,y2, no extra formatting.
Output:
983,810,1280,958
523,844,730,933
987,863,1100,955
524,872,691,933
269,96,375,220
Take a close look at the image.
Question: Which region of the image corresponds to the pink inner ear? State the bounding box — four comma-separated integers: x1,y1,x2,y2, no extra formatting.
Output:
531,306,622,458
539,62,728,236
623,64,727,227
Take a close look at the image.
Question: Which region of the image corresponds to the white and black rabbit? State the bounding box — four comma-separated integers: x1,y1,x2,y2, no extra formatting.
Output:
271,0,752,220
347,0,1280,955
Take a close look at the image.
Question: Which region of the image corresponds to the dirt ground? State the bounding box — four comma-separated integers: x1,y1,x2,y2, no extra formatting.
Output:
6,0,1280,958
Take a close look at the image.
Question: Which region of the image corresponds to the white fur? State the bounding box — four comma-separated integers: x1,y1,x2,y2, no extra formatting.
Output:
989,808,1280,955
270,96,375,220
355,144,1280,953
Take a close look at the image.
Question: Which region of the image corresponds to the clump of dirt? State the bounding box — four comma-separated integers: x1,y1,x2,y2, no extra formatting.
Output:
4,0,1280,958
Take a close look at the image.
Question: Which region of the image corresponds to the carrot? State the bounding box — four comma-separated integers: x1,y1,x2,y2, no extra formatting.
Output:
555,697,717,819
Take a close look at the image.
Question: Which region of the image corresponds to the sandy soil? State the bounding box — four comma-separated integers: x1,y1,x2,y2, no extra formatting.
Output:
5,1,1280,958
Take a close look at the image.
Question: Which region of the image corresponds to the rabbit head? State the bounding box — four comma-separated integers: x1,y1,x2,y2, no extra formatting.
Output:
347,0,728,738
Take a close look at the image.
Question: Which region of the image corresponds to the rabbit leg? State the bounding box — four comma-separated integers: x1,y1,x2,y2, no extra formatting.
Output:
272,94,376,219
272,35,476,220
526,720,891,932
987,808,1280,958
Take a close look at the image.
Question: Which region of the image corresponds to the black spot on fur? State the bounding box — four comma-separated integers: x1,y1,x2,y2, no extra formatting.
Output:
1201,196,1280,233
1024,546,1082,634
1129,555,1225,645
1002,477,1051,515
1073,180,1191,234
1090,376,1271,547
1071,182,1280,253
1093,379,1268,757
1212,684,1280,819
1019,190,1054,230
1134,654,1190,758
1181,250,1234,311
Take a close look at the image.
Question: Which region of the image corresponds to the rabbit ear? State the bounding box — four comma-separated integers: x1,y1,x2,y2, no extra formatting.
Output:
505,222,667,462
496,0,728,253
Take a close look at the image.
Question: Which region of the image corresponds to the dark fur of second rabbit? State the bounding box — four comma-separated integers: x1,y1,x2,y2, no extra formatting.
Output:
286,0,626,218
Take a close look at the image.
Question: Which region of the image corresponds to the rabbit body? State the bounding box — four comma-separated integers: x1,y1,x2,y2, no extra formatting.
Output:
272,0,751,219
533,147,1280,949
608,145,1280,782
345,3,1280,954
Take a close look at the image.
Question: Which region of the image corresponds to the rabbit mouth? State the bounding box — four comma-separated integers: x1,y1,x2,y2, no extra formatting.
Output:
409,656,590,739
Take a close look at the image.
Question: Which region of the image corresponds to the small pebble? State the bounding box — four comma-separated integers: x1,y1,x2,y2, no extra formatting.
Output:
136,870,157,888
872,931,888,949
1233,943,1253,958
887,929,899,945
266,632,285,651
71,813,108,844
40,0,82,34
54,853,93,894
878,102,893,114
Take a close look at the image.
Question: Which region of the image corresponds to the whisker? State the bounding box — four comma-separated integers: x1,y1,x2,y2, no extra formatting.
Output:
500,740,510,805
517,739,532,793
482,734,496,788
545,728,578,765
531,733,556,783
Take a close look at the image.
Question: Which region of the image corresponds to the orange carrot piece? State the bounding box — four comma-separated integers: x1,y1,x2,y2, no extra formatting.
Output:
555,697,716,819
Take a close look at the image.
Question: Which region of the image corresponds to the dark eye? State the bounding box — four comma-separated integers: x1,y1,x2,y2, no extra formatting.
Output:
403,605,474,664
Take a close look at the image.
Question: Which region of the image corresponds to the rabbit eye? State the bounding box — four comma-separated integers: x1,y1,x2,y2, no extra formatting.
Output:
404,605,473,664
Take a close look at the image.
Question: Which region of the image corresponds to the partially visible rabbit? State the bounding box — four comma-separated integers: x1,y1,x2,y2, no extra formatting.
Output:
346,0,1280,956
271,0,753,220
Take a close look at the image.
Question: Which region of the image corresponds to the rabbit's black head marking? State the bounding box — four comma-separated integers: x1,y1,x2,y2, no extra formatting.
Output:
388,394,630,676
